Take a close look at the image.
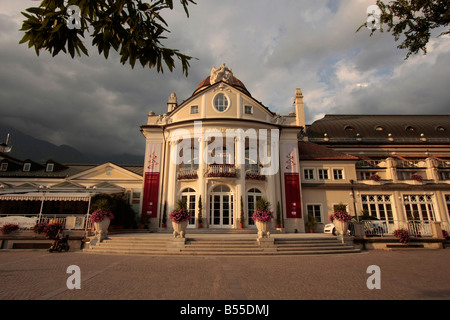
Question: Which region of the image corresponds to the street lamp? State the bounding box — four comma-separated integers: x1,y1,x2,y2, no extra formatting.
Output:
349,180,360,222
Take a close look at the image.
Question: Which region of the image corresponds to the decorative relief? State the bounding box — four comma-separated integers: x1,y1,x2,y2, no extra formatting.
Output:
210,63,233,84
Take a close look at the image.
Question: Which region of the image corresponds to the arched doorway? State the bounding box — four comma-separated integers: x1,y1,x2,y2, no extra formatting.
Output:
209,185,234,228
247,188,262,227
181,187,196,228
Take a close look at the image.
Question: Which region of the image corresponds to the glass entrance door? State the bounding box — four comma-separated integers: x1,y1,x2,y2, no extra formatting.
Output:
209,185,234,228
181,188,196,228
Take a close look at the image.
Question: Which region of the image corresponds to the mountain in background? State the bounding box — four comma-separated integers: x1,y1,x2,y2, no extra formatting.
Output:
0,125,144,165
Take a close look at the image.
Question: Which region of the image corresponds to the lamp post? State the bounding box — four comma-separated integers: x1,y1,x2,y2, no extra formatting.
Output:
349,180,359,222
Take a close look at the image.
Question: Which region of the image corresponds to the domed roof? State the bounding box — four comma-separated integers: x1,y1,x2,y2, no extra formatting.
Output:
193,76,251,96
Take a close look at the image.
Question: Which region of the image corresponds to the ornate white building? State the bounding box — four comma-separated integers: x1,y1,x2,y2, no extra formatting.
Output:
141,65,450,236
141,65,306,232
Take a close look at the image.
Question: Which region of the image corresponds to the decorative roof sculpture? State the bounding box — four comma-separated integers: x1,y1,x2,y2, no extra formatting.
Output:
210,63,233,84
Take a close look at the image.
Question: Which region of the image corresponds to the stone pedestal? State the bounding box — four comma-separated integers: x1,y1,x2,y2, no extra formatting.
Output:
172,220,188,238
93,217,111,242
255,221,270,238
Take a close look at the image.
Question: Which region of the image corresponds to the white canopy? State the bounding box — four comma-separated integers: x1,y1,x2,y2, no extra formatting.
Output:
0,192,92,201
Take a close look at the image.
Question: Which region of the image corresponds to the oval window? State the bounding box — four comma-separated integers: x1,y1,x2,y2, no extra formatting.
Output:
213,93,229,112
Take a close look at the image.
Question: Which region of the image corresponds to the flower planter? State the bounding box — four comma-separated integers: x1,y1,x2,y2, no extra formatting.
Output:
333,220,348,237
93,217,111,242
256,221,270,238
172,220,188,238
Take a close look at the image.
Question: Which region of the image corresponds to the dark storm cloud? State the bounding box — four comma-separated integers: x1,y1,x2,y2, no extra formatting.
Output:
0,0,449,160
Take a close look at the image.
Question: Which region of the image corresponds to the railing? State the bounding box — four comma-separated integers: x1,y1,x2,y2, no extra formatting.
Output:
396,160,425,168
440,222,450,233
351,220,436,237
356,160,383,168
207,164,237,178
436,160,450,168
245,166,265,180
0,214,91,231
177,167,198,180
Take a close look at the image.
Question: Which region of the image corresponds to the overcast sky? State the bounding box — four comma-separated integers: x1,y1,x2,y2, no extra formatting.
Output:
1,0,449,159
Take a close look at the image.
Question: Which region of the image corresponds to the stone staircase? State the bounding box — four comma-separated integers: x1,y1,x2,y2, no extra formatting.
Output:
274,237,361,255
83,235,361,256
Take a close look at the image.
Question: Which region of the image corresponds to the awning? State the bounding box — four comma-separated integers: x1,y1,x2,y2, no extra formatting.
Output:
0,192,92,201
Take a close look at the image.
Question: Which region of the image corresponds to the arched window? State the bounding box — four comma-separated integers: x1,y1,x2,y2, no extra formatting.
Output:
245,147,258,174
212,185,230,193
247,188,262,226
181,188,196,226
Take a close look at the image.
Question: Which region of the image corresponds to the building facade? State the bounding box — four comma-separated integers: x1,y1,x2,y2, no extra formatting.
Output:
141,65,450,235
0,152,143,228
2,65,449,236
141,64,306,232
303,115,450,234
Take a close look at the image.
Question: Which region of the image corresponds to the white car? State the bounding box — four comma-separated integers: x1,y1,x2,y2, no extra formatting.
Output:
324,222,354,235
324,223,335,234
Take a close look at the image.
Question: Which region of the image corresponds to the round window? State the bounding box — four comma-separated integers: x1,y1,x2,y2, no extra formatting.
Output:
213,93,229,112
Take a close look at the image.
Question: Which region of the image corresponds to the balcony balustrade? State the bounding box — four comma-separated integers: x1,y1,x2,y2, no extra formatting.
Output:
207,164,237,178
177,167,198,180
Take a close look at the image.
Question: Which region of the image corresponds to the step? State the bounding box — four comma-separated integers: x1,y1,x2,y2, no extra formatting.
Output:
277,245,357,251
273,248,361,255
83,235,361,256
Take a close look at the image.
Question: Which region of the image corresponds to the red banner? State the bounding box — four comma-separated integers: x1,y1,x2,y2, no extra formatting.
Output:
142,142,162,218
282,142,302,218
142,172,160,218
284,173,302,218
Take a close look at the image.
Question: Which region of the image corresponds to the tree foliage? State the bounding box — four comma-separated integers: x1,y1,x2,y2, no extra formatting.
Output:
358,0,450,59
19,0,196,75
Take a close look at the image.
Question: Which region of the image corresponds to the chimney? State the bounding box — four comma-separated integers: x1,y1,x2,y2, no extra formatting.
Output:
167,92,177,112
294,88,305,128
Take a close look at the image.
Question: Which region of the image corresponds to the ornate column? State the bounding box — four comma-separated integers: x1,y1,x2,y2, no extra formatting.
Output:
197,135,208,227
235,135,246,228
167,140,178,219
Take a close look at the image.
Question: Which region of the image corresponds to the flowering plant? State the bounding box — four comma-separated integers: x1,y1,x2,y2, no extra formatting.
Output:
411,174,423,182
369,174,381,182
0,223,19,235
43,222,63,239
169,199,191,223
33,222,48,234
90,209,114,223
393,228,410,244
252,209,274,223
177,173,198,180
207,172,236,178
245,173,266,180
169,209,190,223
328,210,352,223
252,198,273,223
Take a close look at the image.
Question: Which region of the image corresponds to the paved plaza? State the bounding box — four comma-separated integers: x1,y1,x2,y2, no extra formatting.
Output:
0,247,449,302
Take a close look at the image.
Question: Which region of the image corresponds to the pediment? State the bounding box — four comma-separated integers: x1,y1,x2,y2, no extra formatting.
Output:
168,82,276,124
67,163,142,181
51,180,85,190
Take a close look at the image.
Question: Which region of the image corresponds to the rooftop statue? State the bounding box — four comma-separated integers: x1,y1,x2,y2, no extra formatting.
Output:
210,63,233,84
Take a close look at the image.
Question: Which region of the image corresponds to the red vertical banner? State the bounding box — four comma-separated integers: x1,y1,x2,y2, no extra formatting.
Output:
284,173,302,218
142,172,160,218
142,142,162,218
282,143,302,218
